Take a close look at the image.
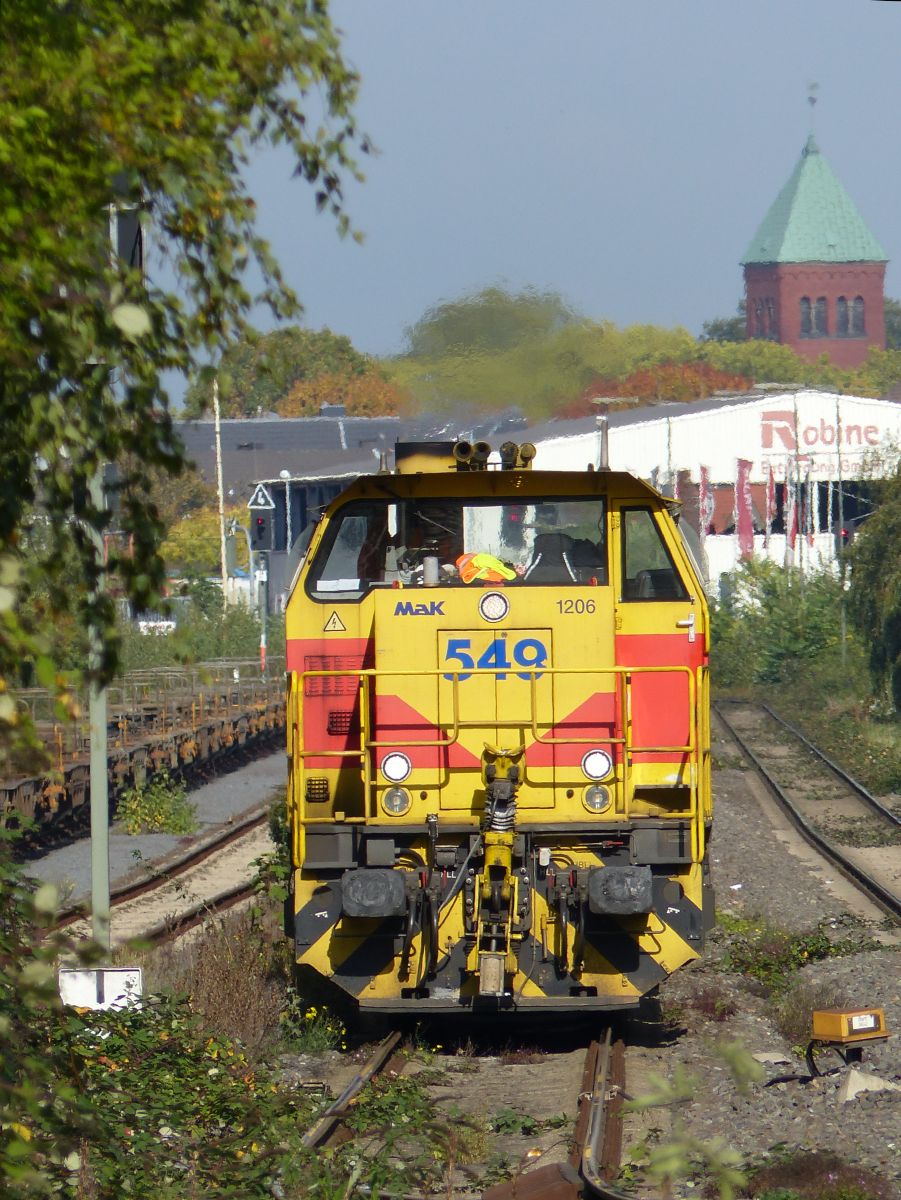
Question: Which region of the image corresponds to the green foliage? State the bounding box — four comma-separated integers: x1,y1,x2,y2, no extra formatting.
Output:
47,997,322,1197
883,296,901,350
115,768,196,835
120,601,283,670
489,1107,539,1136
183,326,372,418
773,978,845,1049
719,916,878,996
847,474,901,707
403,286,579,357
711,560,846,688
0,0,363,756
346,1073,434,1135
699,338,815,383
391,294,698,418
700,300,747,343
279,994,347,1052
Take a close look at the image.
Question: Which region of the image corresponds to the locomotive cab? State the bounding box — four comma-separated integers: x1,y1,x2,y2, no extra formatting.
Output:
285,442,712,1014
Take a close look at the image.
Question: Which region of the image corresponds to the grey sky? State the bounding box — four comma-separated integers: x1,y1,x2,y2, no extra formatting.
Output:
249,0,899,356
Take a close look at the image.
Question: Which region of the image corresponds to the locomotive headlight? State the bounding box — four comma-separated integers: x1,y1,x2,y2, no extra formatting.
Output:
381,787,412,816
380,752,412,783
583,785,611,813
581,749,613,781
479,591,509,623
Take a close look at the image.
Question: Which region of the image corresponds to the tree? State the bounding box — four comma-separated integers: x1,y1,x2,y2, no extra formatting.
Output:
0,1,364,747
884,298,901,351
389,300,700,418
557,361,752,417
402,286,579,358
183,326,372,418
277,368,410,417
699,301,747,343
847,472,901,707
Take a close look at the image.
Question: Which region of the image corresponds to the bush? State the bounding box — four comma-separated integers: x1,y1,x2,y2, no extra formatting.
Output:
115,768,196,835
711,561,848,689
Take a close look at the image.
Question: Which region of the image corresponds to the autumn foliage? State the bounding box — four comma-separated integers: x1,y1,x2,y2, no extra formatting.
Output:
276,369,411,418
557,361,752,418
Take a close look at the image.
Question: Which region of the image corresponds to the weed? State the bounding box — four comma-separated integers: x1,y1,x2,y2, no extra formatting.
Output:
745,1149,897,1199
712,751,748,771
814,813,901,848
490,1107,539,1136
141,903,289,1051
115,767,196,835
720,916,879,996
346,1074,434,1135
690,984,738,1022
773,978,846,1048
499,1043,547,1065
280,990,347,1052
481,1151,516,1186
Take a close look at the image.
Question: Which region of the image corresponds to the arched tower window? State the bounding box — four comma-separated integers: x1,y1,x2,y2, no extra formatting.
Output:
754,300,765,337
766,299,777,339
800,296,812,336
836,296,849,336
852,296,865,336
814,297,828,337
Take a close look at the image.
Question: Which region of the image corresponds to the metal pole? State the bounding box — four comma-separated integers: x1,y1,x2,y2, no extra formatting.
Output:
213,378,228,613
88,470,110,952
259,551,268,674
836,397,847,667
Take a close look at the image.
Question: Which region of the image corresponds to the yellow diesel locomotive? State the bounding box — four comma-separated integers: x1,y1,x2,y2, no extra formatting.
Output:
284,441,712,1014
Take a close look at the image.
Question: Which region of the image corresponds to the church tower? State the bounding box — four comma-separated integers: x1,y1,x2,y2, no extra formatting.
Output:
742,136,887,369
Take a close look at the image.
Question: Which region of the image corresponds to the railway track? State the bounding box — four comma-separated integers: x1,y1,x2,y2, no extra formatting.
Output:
57,805,273,948
300,1029,629,1200
714,699,901,923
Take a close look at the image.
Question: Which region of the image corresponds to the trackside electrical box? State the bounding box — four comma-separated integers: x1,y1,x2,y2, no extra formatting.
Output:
811,1007,888,1045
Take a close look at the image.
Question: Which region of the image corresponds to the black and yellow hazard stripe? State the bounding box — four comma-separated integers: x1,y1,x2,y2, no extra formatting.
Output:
293,858,707,1011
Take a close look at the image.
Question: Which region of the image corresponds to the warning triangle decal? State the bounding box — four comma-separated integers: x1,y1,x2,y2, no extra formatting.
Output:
324,611,347,632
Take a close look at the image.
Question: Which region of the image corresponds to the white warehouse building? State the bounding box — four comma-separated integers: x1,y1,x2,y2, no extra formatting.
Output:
529,389,901,588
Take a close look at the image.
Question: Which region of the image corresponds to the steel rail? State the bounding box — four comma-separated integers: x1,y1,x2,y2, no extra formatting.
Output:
53,806,270,930
580,1030,630,1200
713,702,901,922
301,1032,403,1149
757,702,901,827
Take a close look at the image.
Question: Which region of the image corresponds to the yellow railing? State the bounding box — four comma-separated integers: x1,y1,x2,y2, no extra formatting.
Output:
292,663,706,853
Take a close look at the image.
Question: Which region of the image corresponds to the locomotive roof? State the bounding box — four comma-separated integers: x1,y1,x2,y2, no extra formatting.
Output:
337,467,674,506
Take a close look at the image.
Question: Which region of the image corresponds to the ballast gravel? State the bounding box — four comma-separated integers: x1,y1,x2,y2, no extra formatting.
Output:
626,727,901,1198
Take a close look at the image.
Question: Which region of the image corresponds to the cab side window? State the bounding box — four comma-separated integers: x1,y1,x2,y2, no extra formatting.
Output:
620,508,687,601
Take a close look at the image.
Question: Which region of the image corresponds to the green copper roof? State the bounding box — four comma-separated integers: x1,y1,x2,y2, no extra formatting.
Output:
742,135,887,265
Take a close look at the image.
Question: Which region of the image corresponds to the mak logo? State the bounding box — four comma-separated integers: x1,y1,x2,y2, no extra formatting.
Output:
394,600,445,616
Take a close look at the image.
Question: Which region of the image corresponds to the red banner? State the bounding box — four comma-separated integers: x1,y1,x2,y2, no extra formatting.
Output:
764,465,775,548
699,465,714,537
736,459,754,560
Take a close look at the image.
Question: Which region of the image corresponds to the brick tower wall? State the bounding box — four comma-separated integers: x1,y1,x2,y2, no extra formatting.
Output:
744,261,885,369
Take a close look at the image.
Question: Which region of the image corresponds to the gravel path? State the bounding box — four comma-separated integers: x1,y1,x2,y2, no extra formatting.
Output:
620,718,901,1197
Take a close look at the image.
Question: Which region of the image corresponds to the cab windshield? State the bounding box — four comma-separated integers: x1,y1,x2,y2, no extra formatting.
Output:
306,496,607,599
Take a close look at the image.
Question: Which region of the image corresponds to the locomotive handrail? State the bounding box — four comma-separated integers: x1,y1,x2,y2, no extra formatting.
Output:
295,663,696,753
292,662,700,830
295,662,702,827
